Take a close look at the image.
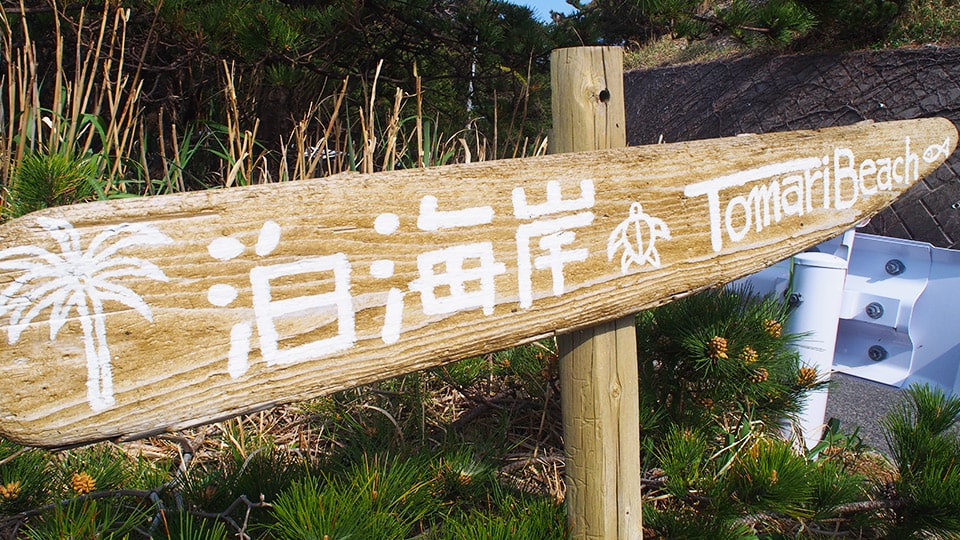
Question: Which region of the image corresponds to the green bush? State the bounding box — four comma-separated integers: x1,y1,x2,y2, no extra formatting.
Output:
6,291,960,537
0,439,56,515
635,287,960,537
6,152,100,219
879,383,960,537
637,285,820,439
636,286,870,536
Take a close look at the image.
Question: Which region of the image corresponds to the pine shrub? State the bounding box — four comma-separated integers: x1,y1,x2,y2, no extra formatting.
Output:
0,439,55,515
6,153,99,219
879,383,960,537
637,285,853,536
637,285,819,440
636,284,960,538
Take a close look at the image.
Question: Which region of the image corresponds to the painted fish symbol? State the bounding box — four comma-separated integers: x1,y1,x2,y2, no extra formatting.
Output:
607,202,671,274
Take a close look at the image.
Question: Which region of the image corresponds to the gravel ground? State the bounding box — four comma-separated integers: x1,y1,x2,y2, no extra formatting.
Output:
823,372,902,455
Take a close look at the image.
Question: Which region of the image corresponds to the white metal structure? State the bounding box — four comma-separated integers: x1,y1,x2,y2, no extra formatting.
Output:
737,230,960,446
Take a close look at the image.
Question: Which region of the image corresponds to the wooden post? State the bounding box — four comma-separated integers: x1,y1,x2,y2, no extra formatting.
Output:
551,47,643,539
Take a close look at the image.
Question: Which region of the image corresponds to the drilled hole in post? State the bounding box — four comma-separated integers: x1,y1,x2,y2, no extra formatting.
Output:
598,89,611,103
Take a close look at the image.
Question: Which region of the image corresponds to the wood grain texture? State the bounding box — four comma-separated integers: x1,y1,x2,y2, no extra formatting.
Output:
552,46,642,540
558,317,642,538
0,117,954,447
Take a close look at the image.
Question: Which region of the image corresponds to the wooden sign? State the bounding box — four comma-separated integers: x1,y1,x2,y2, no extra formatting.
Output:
0,118,954,447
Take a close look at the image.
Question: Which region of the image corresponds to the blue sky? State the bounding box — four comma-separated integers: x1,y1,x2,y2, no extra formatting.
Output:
514,0,577,22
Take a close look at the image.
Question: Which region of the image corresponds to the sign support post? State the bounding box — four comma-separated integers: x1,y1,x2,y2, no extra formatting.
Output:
551,46,643,539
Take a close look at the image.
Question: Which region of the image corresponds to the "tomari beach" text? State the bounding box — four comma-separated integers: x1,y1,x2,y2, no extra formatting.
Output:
684,137,937,252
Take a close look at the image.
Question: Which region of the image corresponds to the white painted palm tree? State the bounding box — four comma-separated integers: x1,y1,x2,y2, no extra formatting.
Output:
0,217,172,411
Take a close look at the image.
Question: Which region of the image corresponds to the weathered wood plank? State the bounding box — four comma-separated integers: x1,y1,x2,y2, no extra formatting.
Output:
0,118,954,447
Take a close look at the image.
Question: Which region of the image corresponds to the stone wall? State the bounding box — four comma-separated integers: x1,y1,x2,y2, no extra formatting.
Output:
624,47,960,248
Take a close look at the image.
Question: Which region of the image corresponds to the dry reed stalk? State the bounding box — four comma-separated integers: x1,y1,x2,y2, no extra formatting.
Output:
288,103,316,181
153,111,169,192
170,121,186,192
222,61,244,187
358,59,385,175
221,61,261,187
278,133,292,183
0,0,518,211
0,8,15,185
66,6,109,157
512,53,535,158
274,77,354,182
493,89,499,160
358,103,371,173
138,122,151,193
290,101,329,180
314,78,350,177
381,86,406,171
0,0,41,179
143,108,186,194
1,1,40,183
2,1,144,197
293,77,352,181
415,63,424,168
100,8,145,191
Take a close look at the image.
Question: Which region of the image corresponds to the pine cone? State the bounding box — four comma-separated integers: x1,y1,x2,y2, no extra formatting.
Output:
0,481,20,500
763,319,782,338
706,336,729,360
749,368,769,383
71,472,96,495
797,366,818,387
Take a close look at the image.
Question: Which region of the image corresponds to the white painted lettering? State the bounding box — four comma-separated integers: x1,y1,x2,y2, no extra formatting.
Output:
905,137,919,183
418,196,494,231
208,237,244,261
725,195,752,243
512,179,594,219
684,158,821,251
684,137,931,252
780,174,804,217
227,322,252,378
516,213,592,308
372,213,404,344
804,167,829,214
514,180,595,308
410,197,503,318
251,254,355,366
876,158,892,190
892,156,904,184
410,243,505,316
255,221,281,256
381,288,404,344
833,148,859,210
859,159,877,195
749,180,781,231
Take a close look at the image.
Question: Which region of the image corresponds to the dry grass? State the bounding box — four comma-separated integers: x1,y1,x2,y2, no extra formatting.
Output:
1,2,547,209
0,1,143,194
625,34,747,71
0,346,568,538
119,347,568,502
887,0,960,46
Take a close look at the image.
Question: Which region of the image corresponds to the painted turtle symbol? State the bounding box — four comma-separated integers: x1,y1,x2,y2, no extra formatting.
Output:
607,202,671,274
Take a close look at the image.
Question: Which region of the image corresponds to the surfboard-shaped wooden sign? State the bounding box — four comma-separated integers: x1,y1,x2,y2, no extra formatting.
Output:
0,118,954,447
